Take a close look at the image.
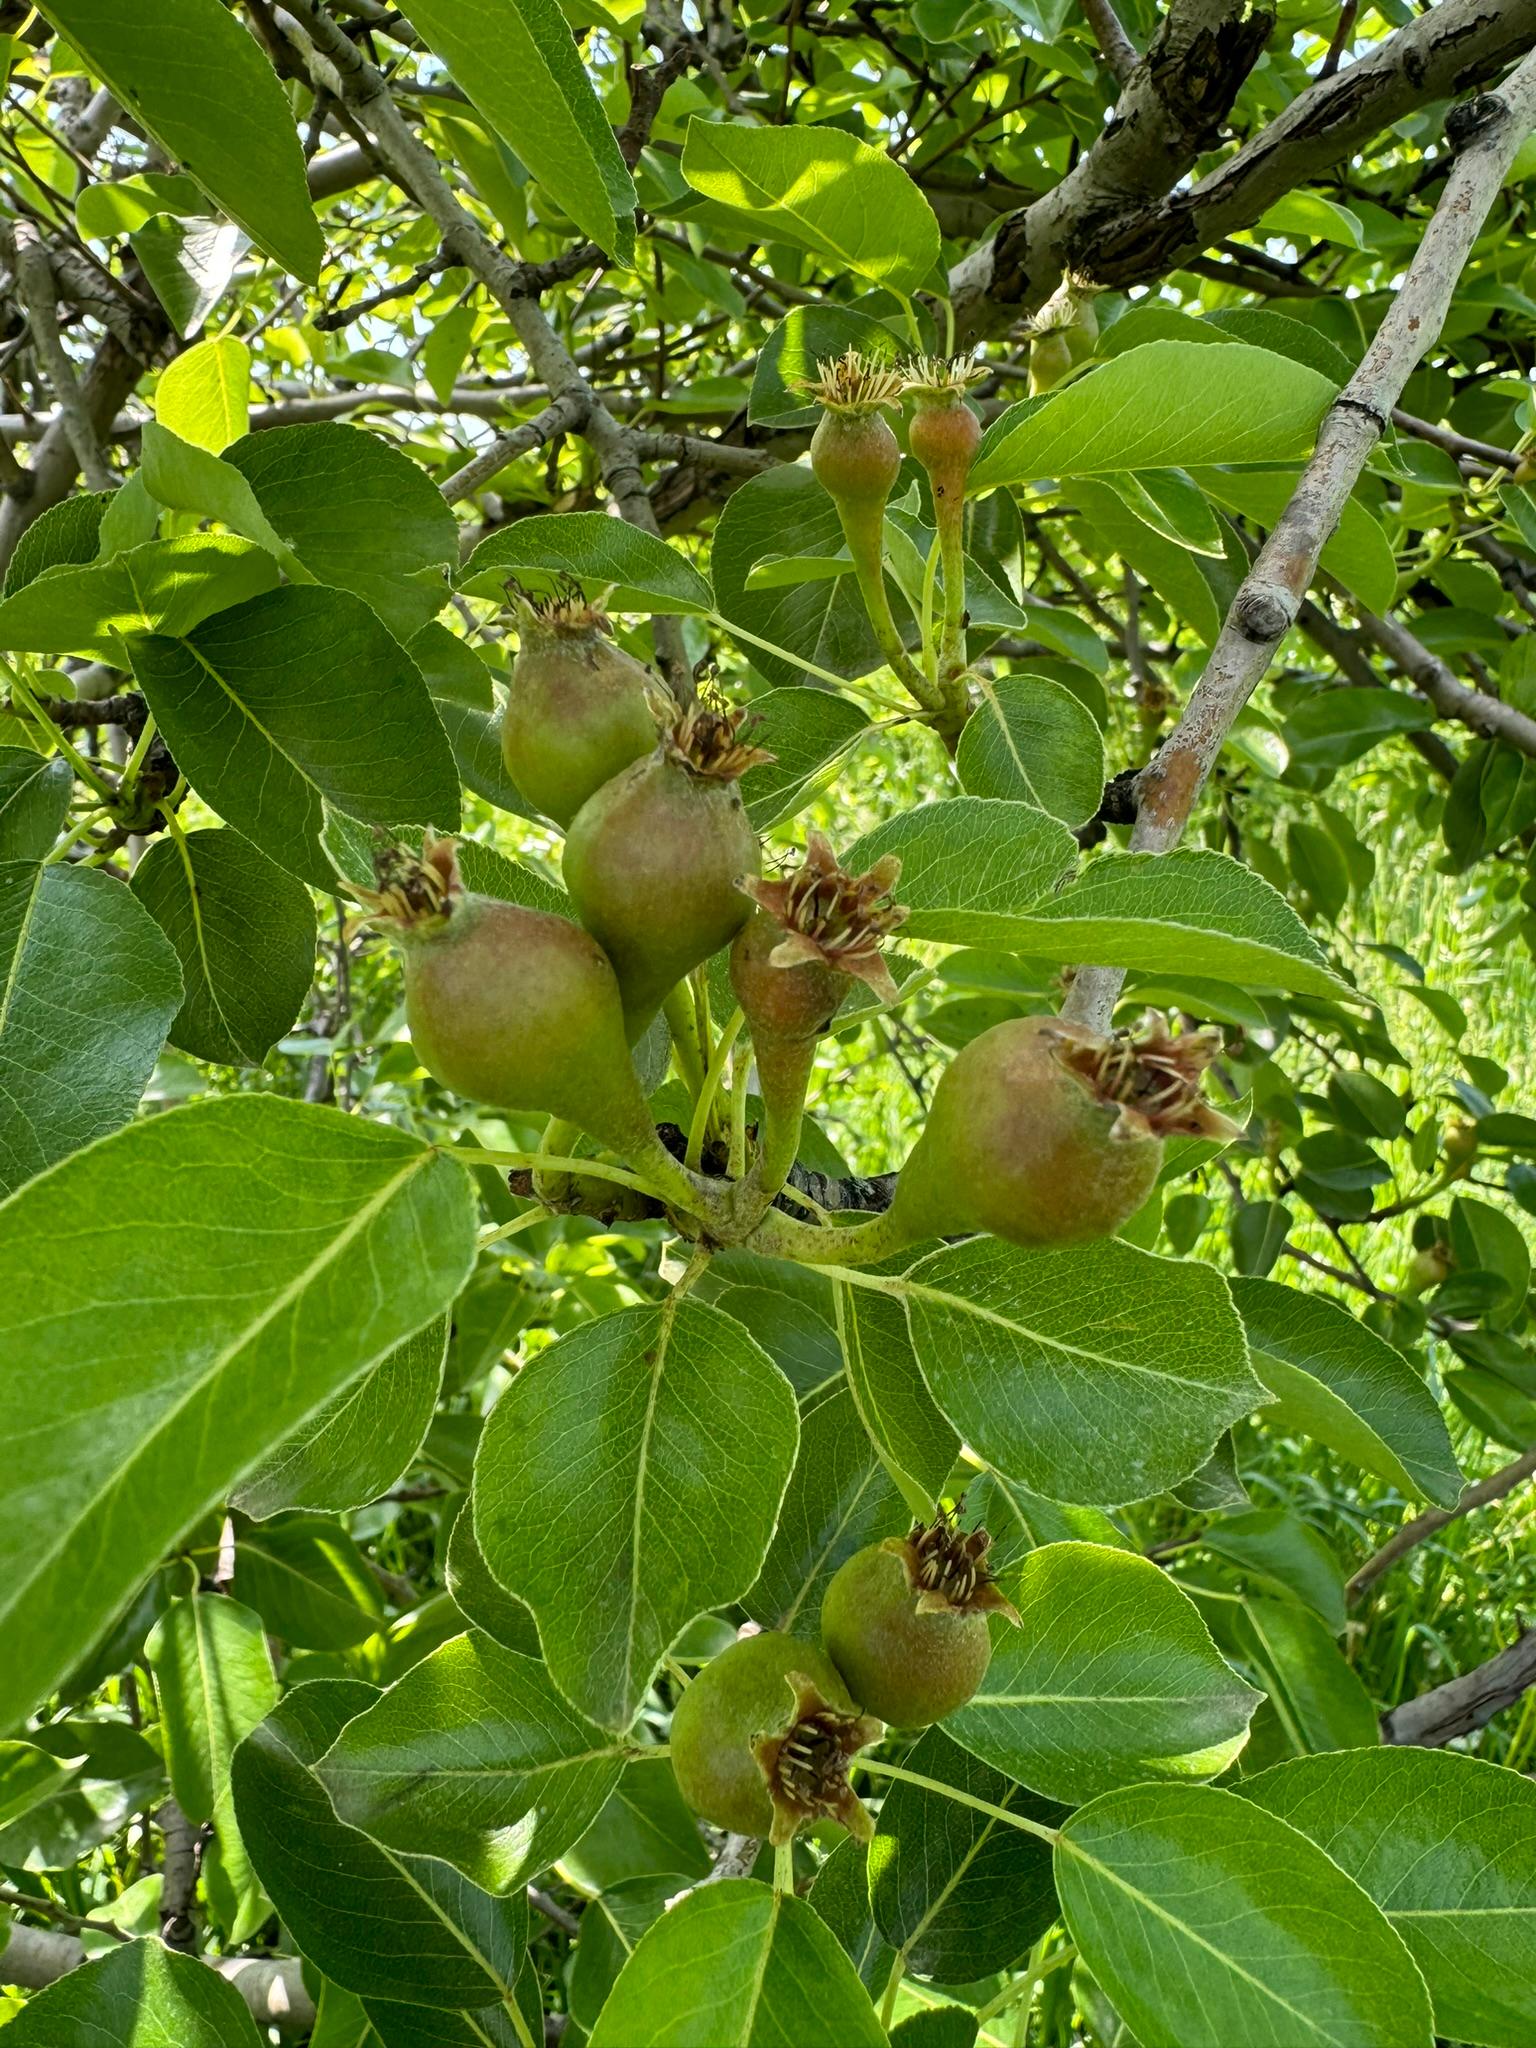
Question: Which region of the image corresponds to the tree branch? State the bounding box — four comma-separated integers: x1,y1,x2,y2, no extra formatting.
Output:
1382,1628,1536,1748
1349,598,1536,758
13,223,115,491
1060,54,1536,1029
1348,1446,1536,1603
1079,0,1139,86
0,1925,315,2033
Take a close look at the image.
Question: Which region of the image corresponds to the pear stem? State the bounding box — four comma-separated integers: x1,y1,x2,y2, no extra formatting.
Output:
836,498,944,713
744,1200,915,1268
685,1007,744,1170
749,1031,818,1199
662,983,708,1103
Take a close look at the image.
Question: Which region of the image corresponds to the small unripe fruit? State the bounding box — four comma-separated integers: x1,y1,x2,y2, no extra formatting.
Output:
670,1632,880,1845
886,1013,1238,1252
810,408,902,510
357,836,660,1162
563,701,769,1039
1028,332,1074,395
822,1508,1019,1728
500,590,659,827
1444,1119,1479,1173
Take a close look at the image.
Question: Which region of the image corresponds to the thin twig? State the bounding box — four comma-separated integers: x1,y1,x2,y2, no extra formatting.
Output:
1347,1447,1536,1602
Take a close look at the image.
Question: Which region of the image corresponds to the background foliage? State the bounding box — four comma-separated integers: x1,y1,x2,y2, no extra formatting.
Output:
2,2,1536,2044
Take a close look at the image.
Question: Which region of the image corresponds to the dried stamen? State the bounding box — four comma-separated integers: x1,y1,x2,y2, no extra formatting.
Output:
792,346,906,414
903,353,987,399
886,1501,1021,1624
349,830,459,934
663,697,776,783
739,831,907,1001
750,1673,882,1846
1044,1012,1240,1143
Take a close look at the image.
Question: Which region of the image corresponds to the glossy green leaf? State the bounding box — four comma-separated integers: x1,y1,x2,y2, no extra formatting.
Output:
948,1543,1261,1802
35,0,322,281
0,1740,82,1830
835,1276,959,1515
461,510,713,615
76,169,208,242
0,535,279,658
1235,1596,1379,1755
1197,467,1397,615
0,1095,475,1732
132,215,249,337
1202,1508,1347,1630
226,423,459,641
809,1838,896,1992
139,422,301,571
588,1879,887,2046
444,1504,542,1658
750,304,904,429
713,466,884,687
844,798,1077,949
956,676,1106,826
868,1726,1060,1980
1238,1747,1536,2048
130,827,317,1066
891,1236,1267,1506
1232,1277,1463,1506
403,0,636,262
568,1874,677,2033
681,122,938,297
1058,1782,1432,2048
1,1934,264,2045
739,687,870,832
972,342,1335,492
988,848,1350,996
155,336,251,453
0,859,183,1195
317,1631,629,1892
145,1592,277,1943
559,1753,711,1893
961,1464,1130,1572
235,1317,448,1521
744,1382,906,1636
2,490,110,596
1065,478,1224,646
236,1514,387,1650
129,585,461,889
233,1678,529,2007
474,1300,798,1729
0,746,70,861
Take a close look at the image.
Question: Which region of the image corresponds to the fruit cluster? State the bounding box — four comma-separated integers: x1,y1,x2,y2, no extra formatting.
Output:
671,1504,1018,1846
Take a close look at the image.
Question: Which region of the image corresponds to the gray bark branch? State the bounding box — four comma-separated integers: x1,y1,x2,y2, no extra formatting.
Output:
1383,1628,1536,1748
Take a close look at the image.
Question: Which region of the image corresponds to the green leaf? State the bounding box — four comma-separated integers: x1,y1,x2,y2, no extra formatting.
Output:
1195,468,1397,615
130,827,317,1066
971,342,1336,492
35,0,323,281
0,1094,475,1732
0,535,280,658
226,423,459,641
139,422,301,570
738,687,871,831
76,169,208,242
844,798,1077,950
145,1592,277,1942
744,1382,906,1636
961,1464,1130,1571
1202,1508,1347,1631
233,1678,529,2007
1281,687,1431,773
948,1543,1261,1801
894,1236,1267,1506
750,304,904,429
402,0,635,261
568,1874,677,2034
316,1631,629,1891
445,1500,542,1657
560,1751,711,1892
129,585,461,890
588,1879,888,2047
993,848,1351,997
1234,1597,1379,1756
236,1514,386,1650
473,1299,799,1729
155,336,251,452
235,1317,448,1521
681,122,939,298
0,1740,83,1830
3,490,110,596
0,860,183,1195
1056,1783,1434,2048
460,509,713,615
1232,1277,1463,1507
0,745,70,860
1237,1747,1536,2048
1064,479,1224,646
956,676,1106,827
1,1935,264,2045
809,1838,896,1992
869,1726,1060,1979
132,216,249,337
713,466,885,687
835,1276,959,1516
